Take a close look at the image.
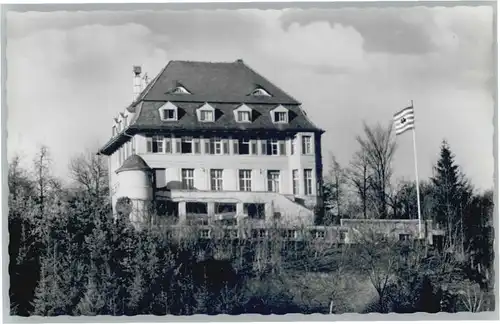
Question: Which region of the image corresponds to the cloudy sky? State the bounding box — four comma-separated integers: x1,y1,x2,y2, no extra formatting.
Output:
6,4,495,190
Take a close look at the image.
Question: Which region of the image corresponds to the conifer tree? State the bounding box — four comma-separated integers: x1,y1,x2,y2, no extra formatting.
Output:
431,140,468,249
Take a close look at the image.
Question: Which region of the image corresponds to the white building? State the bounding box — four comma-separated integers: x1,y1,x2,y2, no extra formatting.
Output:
99,60,325,228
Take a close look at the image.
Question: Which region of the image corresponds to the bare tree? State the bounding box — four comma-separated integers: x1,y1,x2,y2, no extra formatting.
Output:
323,153,347,224
347,149,371,219
32,146,53,218
355,122,397,219
69,150,109,199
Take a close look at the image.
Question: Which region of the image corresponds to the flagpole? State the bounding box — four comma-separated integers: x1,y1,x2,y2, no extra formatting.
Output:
411,100,423,239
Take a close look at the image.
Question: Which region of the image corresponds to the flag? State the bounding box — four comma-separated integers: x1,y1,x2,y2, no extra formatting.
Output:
393,106,415,135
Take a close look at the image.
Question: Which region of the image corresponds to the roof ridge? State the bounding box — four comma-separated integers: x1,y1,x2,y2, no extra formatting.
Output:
170,59,238,64
239,61,301,105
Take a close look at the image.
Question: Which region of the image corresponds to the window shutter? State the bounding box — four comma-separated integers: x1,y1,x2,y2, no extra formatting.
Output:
223,140,229,154
165,138,172,153
279,141,286,156
251,140,257,155
146,138,152,153
261,140,267,155
204,139,210,154
194,139,200,154
233,139,239,154
175,139,181,153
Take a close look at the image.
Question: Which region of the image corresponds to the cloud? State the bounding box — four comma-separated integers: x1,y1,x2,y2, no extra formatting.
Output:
259,21,366,71
280,7,438,54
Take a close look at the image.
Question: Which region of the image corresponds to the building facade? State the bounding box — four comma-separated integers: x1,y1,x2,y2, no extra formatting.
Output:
99,60,325,227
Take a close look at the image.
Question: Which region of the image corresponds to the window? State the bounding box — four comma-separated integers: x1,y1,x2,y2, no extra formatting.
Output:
239,170,252,191
312,229,326,239
269,139,279,156
251,88,271,96
181,169,194,189
161,108,176,121
302,135,312,154
238,139,250,155
244,203,265,219
199,229,210,239
267,170,280,193
112,126,117,136
206,138,224,155
274,111,288,123
210,169,223,191
186,202,207,214
199,110,214,122
237,111,251,122
339,231,347,241
147,136,164,153
292,170,299,195
181,137,193,154
304,169,313,195
123,115,128,128
283,230,297,239
172,86,190,94
266,139,286,156
291,137,296,155
215,203,236,214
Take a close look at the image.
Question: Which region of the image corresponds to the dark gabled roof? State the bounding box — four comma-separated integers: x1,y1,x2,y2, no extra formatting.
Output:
100,60,325,156
115,154,151,174
134,101,320,131
132,60,300,105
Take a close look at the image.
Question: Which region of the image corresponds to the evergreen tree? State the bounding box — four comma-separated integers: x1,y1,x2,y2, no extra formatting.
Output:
431,140,467,249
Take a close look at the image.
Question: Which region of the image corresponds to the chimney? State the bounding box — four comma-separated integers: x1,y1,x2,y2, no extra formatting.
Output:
133,65,142,101
236,59,243,63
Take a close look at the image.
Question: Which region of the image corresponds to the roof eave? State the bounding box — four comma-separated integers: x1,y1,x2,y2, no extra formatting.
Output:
98,127,138,156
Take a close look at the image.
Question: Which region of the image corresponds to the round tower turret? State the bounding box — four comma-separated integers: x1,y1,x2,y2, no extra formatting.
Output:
115,154,153,226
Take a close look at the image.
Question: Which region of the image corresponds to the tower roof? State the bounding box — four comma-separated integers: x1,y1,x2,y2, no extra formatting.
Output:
115,154,151,174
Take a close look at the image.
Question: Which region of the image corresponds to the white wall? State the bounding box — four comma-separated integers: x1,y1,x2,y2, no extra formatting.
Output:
136,132,319,199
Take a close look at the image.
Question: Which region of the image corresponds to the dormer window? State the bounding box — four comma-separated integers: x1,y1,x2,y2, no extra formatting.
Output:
270,105,289,124
162,109,176,120
197,103,215,122
274,112,287,123
112,125,117,136
234,103,253,123
250,88,271,97
200,110,214,122
121,113,128,127
237,111,251,122
159,102,178,121
171,86,190,94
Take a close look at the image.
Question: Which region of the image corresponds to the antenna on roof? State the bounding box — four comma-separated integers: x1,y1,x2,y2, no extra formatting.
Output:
142,73,150,86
